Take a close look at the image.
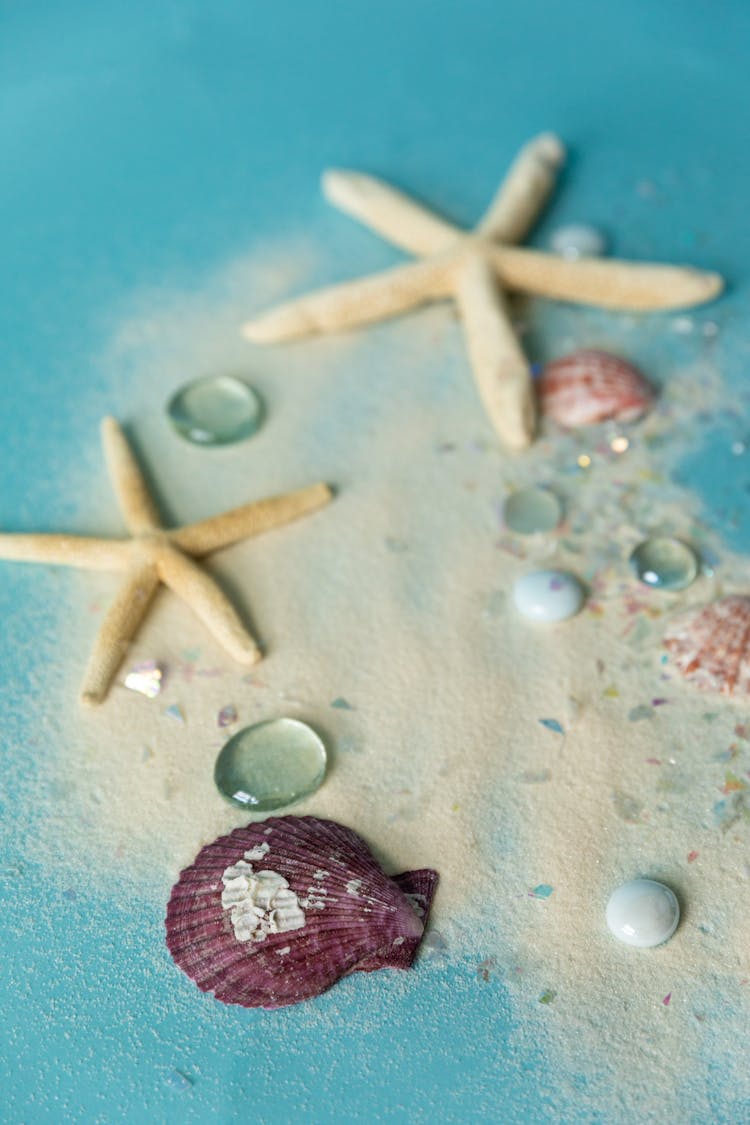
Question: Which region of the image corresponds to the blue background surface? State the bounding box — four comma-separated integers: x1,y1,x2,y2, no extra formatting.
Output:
2,3,749,1121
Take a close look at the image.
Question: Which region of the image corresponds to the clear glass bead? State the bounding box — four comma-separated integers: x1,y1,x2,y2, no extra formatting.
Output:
503,487,562,534
214,718,327,811
167,375,263,446
630,537,698,590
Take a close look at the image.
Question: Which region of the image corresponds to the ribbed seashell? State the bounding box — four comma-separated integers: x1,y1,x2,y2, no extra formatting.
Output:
538,349,653,427
166,815,438,1009
663,595,750,695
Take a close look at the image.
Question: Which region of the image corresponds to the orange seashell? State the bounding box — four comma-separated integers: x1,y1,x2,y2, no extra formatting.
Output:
663,595,750,695
538,349,653,427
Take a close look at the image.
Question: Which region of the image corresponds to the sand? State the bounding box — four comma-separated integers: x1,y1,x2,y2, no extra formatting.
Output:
27,240,750,1119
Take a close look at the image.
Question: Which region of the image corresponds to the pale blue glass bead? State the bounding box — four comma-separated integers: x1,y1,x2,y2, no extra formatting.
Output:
168,375,263,445
503,487,562,534
606,879,680,948
513,570,585,623
629,537,698,591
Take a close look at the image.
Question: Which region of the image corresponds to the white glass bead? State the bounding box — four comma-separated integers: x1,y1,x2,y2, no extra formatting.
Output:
606,878,680,948
549,223,607,260
512,570,585,623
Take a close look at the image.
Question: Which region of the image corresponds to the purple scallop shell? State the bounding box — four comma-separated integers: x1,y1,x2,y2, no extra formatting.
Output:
166,815,439,1009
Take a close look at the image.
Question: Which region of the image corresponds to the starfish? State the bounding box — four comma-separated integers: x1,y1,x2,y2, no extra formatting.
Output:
0,417,332,705
242,133,723,451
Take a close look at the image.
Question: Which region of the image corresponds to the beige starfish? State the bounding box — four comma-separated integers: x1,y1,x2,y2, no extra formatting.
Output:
0,417,332,705
242,133,723,451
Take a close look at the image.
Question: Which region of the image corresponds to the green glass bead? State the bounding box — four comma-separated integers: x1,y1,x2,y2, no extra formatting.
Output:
167,375,263,446
503,487,562,534
214,718,327,811
629,537,699,591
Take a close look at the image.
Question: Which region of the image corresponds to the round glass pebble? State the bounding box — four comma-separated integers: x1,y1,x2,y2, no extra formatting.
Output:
606,878,680,948
214,718,327,811
167,375,263,446
513,569,585,623
549,223,607,259
629,537,699,591
503,487,562,535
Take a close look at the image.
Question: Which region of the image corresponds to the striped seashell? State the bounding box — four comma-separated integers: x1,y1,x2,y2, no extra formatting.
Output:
537,349,653,427
663,595,750,695
166,815,438,1009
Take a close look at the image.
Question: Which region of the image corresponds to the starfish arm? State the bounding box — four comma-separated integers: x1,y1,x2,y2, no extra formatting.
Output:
101,417,163,534
322,169,462,256
156,546,261,665
477,132,565,244
241,257,455,343
0,534,129,571
80,562,160,706
491,246,724,310
455,253,536,450
171,483,333,557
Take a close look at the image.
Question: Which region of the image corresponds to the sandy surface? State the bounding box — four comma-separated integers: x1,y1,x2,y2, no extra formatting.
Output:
29,242,750,1118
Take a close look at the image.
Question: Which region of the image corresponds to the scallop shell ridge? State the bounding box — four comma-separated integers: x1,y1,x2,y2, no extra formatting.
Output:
166,815,439,1009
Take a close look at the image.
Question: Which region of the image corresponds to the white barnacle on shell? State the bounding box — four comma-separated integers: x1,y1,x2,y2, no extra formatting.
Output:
221,858,305,943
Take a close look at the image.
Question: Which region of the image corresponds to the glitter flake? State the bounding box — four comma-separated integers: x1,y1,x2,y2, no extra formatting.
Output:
530,884,554,899
218,704,238,728
124,660,164,699
539,718,565,735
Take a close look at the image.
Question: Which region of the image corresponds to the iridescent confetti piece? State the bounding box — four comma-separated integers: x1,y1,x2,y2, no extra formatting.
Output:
712,793,749,830
217,704,238,728
538,718,565,735
721,771,748,794
330,697,354,710
687,851,699,863
421,930,449,959
662,992,672,1007
628,704,653,722
164,704,185,724
166,1068,195,1090
530,884,554,899
539,989,557,1004
476,957,498,982
124,660,164,699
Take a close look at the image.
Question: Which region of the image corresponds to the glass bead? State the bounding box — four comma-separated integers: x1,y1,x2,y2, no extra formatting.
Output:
167,375,263,446
606,879,680,948
214,718,327,811
549,223,607,259
503,487,562,534
629,537,698,590
513,570,585,623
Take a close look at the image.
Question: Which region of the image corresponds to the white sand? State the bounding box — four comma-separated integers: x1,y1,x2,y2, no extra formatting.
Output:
32,241,750,1118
